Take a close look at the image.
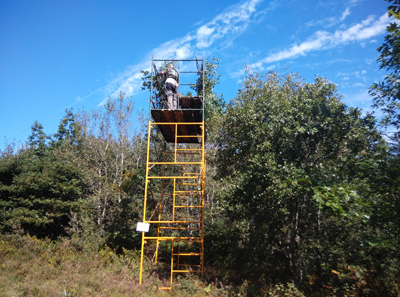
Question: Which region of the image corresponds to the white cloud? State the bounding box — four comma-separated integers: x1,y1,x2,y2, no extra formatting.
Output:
307,17,336,28
196,25,215,48
336,70,368,89
250,31,330,65
349,0,361,5
335,15,381,43
97,63,148,106
340,8,351,21
307,7,352,28
152,35,195,60
194,0,263,49
250,13,391,70
101,0,263,104
143,0,263,60
176,45,193,60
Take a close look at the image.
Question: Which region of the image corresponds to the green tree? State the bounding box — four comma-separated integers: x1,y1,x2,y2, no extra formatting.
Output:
52,109,83,148
0,95,150,248
28,121,49,156
369,0,400,144
68,93,148,250
0,123,86,238
355,140,400,295
212,69,386,294
199,58,225,142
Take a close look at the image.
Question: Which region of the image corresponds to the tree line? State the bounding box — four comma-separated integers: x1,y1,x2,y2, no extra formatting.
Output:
1,1,400,294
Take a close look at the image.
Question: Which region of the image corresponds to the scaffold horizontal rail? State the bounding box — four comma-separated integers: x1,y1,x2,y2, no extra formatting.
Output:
174,205,203,208
164,180,201,186
173,252,202,256
150,119,203,143
174,216,201,220
172,270,201,273
143,236,202,241
176,148,203,152
147,175,203,179
151,121,203,126
144,220,202,224
176,135,202,138
174,195,203,198
159,226,201,231
148,161,202,165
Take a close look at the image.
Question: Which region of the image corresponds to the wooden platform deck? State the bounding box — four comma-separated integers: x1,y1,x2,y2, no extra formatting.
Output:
150,96,203,143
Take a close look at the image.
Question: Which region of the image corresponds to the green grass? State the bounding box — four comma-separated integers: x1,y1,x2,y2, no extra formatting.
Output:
0,235,225,297
3,234,364,296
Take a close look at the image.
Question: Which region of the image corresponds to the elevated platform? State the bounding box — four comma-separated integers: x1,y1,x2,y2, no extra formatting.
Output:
151,96,203,143
140,57,205,290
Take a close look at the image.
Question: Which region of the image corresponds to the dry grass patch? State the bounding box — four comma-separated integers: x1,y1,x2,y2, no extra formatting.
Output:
0,235,223,296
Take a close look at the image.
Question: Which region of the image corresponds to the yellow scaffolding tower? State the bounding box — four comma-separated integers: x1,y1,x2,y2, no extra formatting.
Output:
139,122,205,289
138,58,205,290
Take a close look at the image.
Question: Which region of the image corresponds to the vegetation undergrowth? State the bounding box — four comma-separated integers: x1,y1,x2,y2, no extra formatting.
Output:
0,234,239,296
1,234,340,296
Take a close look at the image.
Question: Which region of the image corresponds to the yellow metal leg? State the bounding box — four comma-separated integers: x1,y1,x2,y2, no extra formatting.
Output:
139,121,205,290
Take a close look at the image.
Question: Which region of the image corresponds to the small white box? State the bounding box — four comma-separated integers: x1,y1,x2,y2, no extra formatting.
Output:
136,222,150,232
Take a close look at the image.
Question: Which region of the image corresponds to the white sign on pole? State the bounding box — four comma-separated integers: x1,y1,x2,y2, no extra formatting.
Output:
136,222,150,232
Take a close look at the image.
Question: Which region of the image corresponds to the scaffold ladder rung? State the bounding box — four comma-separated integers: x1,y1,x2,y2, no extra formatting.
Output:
159,226,201,230
172,270,201,273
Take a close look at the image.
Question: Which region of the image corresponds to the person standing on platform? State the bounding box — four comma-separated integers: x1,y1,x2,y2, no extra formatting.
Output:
164,63,179,110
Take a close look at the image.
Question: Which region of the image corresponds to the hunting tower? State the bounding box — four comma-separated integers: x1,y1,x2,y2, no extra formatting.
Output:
138,57,206,290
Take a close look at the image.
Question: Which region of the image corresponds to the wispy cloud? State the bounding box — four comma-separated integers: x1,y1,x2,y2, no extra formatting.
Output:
342,90,376,116
340,8,351,21
349,0,361,5
249,13,391,70
103,0,263,104
96,62,149,106
337,70,367,80
307,7,352,28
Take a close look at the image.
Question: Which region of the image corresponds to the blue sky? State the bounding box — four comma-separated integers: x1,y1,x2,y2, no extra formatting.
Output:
0,0,394,150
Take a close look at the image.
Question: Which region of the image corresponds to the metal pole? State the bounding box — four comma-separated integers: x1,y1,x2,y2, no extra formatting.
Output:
139,121,153,284
150,56,154,111
202,56,205,122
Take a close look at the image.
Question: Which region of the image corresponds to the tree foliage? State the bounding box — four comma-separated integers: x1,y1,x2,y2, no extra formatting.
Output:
369,0,400,144
0,95,147,248
210,69,398,295
1,58,399,295
71,94,147,250
0,119,85,238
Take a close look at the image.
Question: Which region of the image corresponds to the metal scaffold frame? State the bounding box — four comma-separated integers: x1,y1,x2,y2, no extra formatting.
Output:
138,57,205,290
